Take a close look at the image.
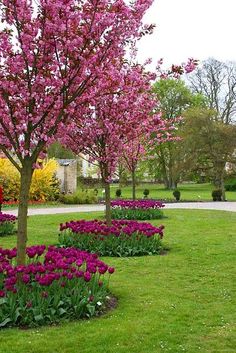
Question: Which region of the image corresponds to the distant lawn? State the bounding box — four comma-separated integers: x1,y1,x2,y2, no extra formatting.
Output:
91,182,236,201
0,209,235,353
2,183,236,211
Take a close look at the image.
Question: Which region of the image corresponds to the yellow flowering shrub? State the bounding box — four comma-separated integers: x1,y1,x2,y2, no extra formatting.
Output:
0,158,60,202
30,160,60,201
0,159,20,201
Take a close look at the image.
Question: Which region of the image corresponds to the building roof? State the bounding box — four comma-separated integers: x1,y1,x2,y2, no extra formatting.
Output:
57,159,76,166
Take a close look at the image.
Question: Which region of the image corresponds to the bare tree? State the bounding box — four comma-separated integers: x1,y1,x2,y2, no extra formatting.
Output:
188,58,236,124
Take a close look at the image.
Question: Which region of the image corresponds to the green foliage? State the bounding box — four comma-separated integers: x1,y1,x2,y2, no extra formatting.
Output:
82,182,236,201
0,210,235,352
0,222,16,236
153,78,205,119
93,188,98,195
47,142,75,159
225,177,236,191
115,189,122,197
77,176,102,188
0,271,109,329
59,189,98,204
212,189,222,201
182,108,236,190
149,79,206,188
173,189,181,201
111,208,164,220
143,189,149,197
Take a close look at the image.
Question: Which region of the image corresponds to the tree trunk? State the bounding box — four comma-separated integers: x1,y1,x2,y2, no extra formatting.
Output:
17,162,33,266
168,152,176,190
159,147,169,189
214,165,226,201
171,180,177,190
220,172,226,201
104,180,112,226
163,177,169,189
131,169,136,201
118,163,125,188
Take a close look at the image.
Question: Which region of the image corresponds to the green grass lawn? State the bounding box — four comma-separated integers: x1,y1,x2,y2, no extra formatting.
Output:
2,183,236,211
0,209,235,353
89,182,236,201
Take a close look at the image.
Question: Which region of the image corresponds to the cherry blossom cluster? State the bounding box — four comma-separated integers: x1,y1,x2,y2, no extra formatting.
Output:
0,0,154,167
64,63,158,181
156,58,198,79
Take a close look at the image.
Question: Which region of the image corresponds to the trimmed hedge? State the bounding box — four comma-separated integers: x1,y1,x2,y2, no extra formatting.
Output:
59,190,98,204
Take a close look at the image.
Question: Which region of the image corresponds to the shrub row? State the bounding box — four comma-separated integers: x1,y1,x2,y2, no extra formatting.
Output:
59,189,98,204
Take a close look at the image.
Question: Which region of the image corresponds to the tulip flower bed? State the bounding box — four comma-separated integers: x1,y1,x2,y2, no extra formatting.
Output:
111,200,165,220
0,245,114,328
0,213,17,236
59,219,164,257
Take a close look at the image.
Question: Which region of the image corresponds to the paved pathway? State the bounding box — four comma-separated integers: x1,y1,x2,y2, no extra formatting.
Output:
164,202,236,212
3,202,236,216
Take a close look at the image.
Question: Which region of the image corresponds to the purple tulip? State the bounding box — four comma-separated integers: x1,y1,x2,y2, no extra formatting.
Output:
59,219,164,239
22,274,30,284
83,271,91,282
98,266,107,274
111,199,165,210
0,212,17,224
74,271,83,278
66,272,74,280
0,244,114,298
108,267,115,274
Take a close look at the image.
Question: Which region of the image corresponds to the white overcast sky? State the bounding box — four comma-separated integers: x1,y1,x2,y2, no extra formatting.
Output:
137,0,236,67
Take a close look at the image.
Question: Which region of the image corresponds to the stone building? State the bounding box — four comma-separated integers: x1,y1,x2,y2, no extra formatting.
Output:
56,159,77,193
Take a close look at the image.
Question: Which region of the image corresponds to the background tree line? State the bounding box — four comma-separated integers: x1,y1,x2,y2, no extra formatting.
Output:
49,58,236,200
119,58,236,199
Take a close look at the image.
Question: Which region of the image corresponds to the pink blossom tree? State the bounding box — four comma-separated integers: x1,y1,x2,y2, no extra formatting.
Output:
65,63,159,224
121,138,145,200
120,59,198,199
120,113,165,200
0,0,154,264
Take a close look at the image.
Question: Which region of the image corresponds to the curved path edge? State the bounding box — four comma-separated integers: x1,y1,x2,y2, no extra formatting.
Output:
3,202,236,216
